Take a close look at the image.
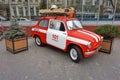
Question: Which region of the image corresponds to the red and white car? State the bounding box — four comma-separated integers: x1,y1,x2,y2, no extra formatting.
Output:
32,16,103,63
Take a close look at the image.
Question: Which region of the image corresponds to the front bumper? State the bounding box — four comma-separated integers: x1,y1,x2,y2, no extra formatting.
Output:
85,46,101,57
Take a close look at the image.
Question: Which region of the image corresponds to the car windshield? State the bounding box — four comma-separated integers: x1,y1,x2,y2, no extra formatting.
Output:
66,20,83,30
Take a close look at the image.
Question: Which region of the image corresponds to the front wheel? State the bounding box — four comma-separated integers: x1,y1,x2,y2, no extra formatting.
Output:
35,36,43,46
69,46,83,63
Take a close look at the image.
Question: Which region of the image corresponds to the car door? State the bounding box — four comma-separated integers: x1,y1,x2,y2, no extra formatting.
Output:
38,19,49,43
47,19,67,50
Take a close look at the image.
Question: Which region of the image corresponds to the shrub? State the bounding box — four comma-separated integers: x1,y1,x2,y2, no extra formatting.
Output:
5,17,26,39
94,24,120,40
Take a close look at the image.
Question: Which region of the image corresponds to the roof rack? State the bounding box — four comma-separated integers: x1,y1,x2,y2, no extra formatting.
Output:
39,8,75,18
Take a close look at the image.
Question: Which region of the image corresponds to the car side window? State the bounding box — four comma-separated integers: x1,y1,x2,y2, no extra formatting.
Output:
39,20,48,28
50,20,65,32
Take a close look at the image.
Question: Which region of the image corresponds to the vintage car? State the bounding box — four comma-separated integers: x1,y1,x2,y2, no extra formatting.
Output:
32,15,103,63
32,7,103,63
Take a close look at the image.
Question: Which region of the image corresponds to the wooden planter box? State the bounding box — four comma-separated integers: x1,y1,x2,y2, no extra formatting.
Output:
100,39,113,54
5,37,28,53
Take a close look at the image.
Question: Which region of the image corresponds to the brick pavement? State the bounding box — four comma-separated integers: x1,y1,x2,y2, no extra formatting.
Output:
0,38,120,80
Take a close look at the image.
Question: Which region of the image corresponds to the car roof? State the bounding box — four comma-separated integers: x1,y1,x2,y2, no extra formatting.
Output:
39,16,76,21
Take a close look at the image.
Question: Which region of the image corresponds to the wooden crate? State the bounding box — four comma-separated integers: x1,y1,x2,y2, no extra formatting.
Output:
5,37,28,53
100,39,113,54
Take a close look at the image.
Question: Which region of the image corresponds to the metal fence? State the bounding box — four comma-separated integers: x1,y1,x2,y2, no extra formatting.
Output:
0,21,120,27
75,0,120,22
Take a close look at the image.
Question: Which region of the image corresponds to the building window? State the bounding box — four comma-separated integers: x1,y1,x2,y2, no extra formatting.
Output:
30,0,33,2
25,7,28,16
30,7,34,15
19,6,23,16
2,0,5,2
56,0,60,2
18,0,22,2
36,7,39,15
12,0,15,2
25,0,28,2
35,0,38,2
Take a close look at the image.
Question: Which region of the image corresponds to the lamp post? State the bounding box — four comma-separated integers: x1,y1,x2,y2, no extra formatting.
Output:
47,0,48,9
28,0,31,20
97,0,101,25
9,0,12,19
81,0,84,21
65,0,68,8
113,0,117,24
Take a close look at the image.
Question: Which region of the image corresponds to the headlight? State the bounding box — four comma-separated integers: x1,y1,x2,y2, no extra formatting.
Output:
87,42,92,48
101,36,103,41
101,36,103,44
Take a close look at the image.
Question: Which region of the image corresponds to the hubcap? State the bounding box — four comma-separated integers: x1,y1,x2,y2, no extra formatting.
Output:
36,37,41,45
70,48,78,60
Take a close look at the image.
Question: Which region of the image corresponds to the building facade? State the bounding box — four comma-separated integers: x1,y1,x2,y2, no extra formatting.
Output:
0,0,41,19
0,0,9,17
1,0,68,19
10,0,41,19
0,0,120,20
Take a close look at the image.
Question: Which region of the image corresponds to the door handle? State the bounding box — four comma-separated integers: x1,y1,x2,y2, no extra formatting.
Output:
63,33,66,35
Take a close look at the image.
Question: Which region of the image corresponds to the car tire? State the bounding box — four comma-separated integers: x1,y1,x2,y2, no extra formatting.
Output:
69,46,83,63
35,36,43,46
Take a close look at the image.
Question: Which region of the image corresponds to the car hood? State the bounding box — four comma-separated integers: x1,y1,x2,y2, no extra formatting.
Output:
68,29,101,43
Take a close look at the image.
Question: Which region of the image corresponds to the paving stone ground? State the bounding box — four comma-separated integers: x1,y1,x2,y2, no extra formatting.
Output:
0,38,120,80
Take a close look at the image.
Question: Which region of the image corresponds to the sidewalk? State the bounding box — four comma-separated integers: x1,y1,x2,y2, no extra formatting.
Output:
0,38,120,80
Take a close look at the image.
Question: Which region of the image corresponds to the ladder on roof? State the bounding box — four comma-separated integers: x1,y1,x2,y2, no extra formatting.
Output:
39,8,76,18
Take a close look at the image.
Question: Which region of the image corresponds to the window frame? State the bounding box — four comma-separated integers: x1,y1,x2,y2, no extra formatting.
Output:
49,19,66,32
66,20,83,30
